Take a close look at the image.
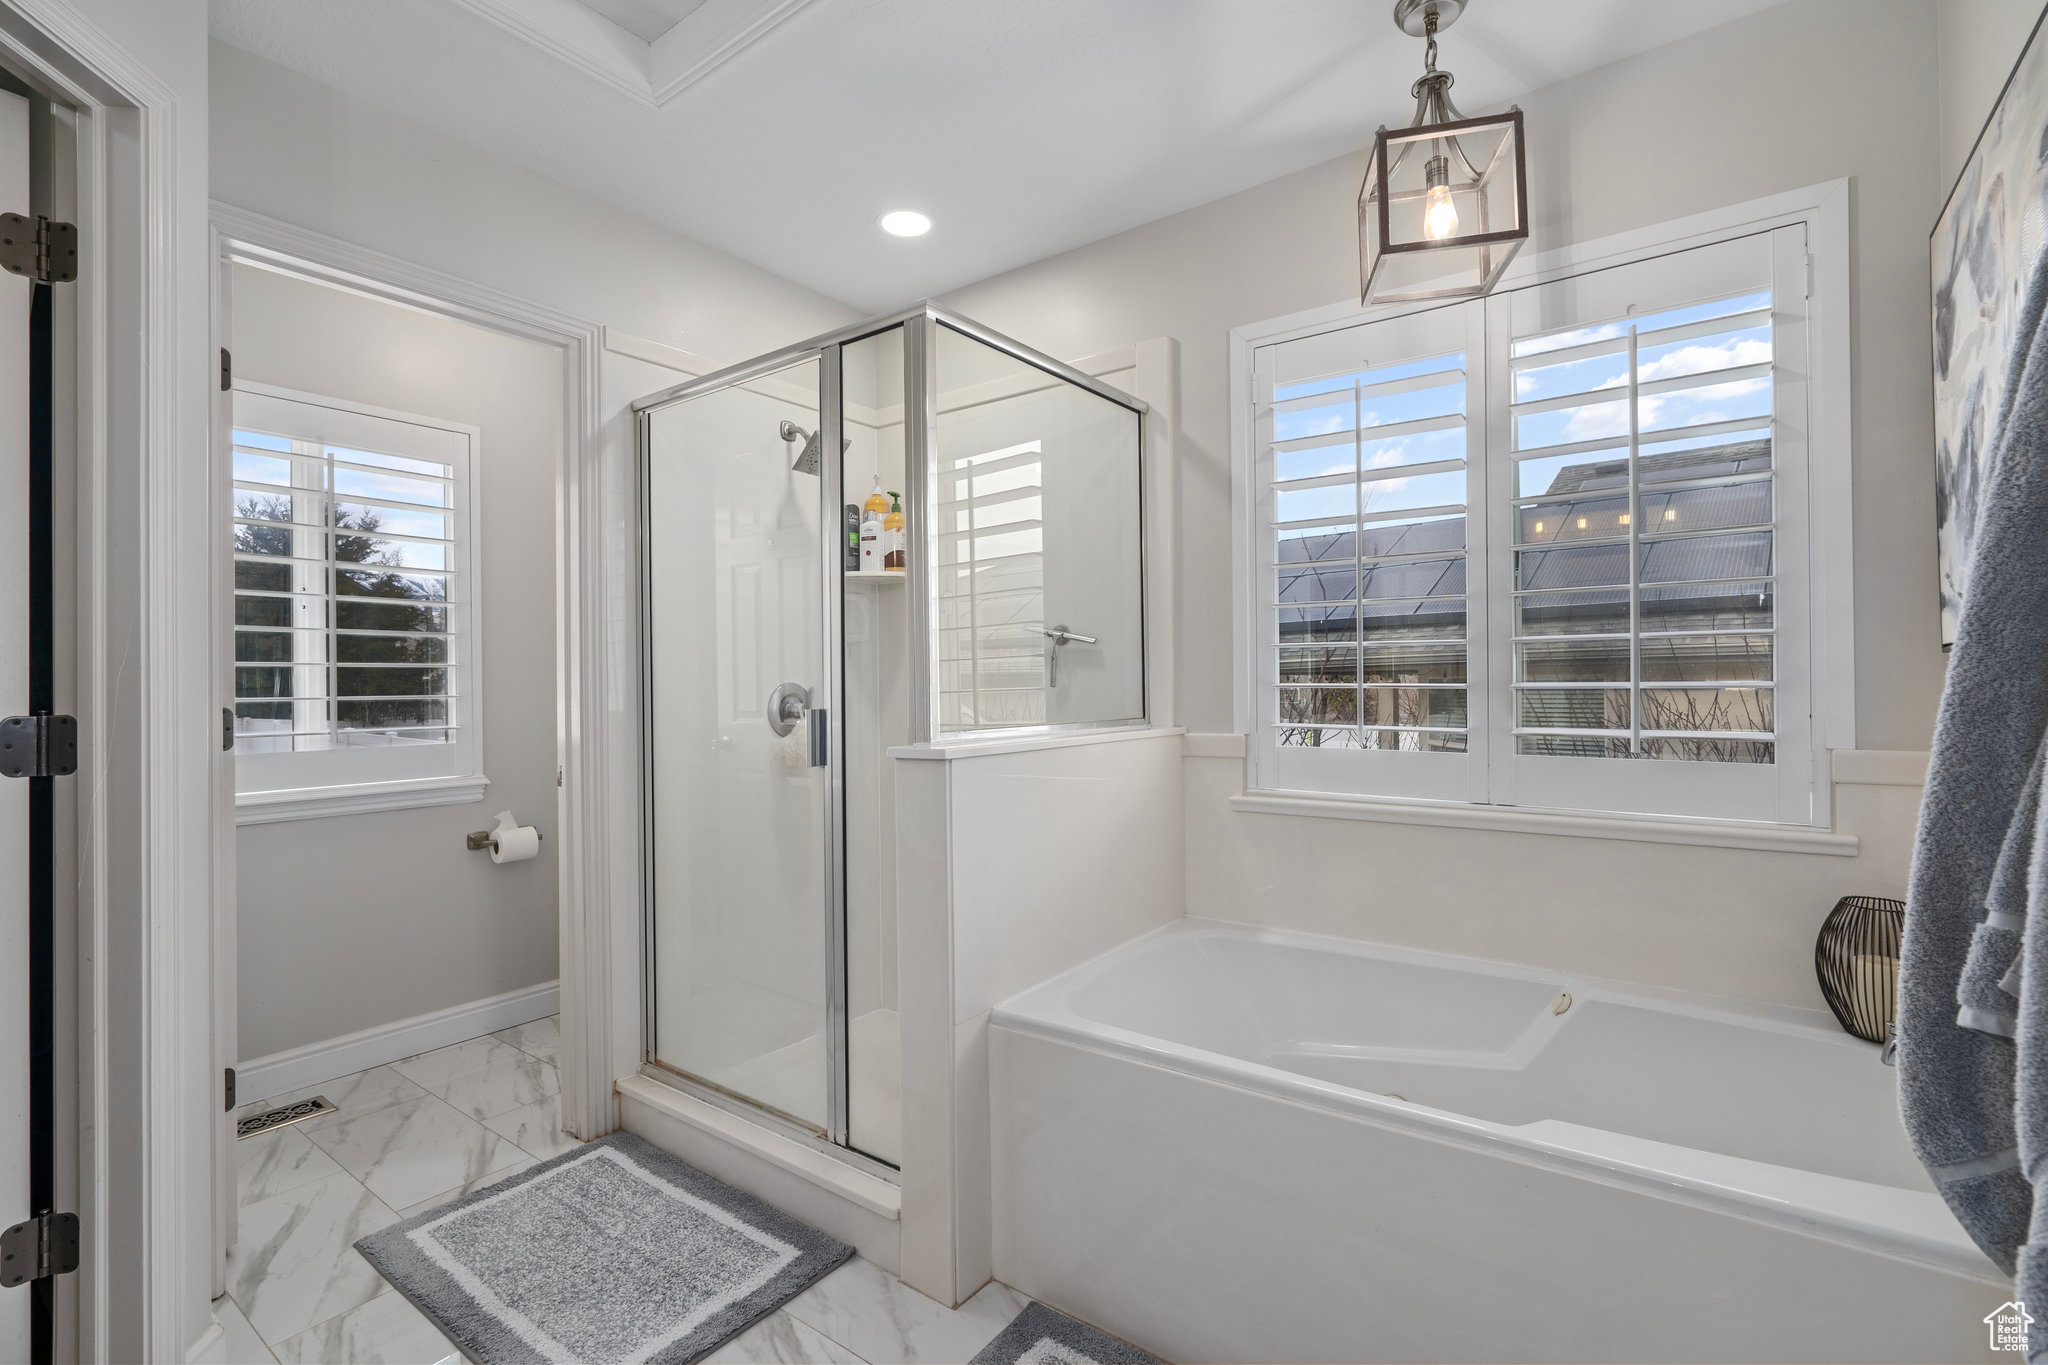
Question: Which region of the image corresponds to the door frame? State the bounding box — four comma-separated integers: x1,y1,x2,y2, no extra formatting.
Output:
206,204,616,1154
0,2,196,1360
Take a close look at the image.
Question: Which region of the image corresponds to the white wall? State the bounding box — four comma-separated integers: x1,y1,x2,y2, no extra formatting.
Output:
940,0,1947,1011
208,41,855,368
1938,0,2046,190
210,38,862,1087
895,730,1185,1306
230,264,564,1059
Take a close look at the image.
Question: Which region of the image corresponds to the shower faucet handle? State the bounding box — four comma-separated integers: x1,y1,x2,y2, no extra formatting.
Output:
1044,625,1095,688
766,681,810,737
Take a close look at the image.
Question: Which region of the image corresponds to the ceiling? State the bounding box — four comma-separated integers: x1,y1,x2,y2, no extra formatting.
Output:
577,0,707,43
208,0,1784,312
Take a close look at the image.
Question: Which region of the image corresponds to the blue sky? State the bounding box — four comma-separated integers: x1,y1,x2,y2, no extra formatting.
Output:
1268,290,1772,526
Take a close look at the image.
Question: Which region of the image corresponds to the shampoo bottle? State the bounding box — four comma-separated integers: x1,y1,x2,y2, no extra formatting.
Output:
859,478,886,574
884,492,905,572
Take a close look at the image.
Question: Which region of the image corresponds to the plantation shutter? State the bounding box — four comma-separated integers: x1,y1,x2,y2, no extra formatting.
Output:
1485,226,1815,821
231,387,477,796
1244,227,1817,824
1251,299,1488,801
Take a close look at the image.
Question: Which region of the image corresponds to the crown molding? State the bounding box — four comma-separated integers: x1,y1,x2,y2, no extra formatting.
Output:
444,0,821,108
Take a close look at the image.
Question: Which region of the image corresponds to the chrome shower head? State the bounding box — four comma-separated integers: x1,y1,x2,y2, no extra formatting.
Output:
779,420,817,474
779,420,846,476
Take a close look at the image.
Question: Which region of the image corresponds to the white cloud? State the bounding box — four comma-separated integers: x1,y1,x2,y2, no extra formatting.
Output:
1554,374,1769,443
1638,337,1771,383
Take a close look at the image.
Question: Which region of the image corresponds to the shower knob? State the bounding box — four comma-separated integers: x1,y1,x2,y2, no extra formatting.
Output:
766,682,810,737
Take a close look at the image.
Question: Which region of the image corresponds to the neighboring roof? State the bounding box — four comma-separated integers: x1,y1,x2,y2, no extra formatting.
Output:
1274,438,1774,607
1541,439,1772,494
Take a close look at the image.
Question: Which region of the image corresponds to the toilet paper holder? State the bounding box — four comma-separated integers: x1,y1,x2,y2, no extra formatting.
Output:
467,827,543,852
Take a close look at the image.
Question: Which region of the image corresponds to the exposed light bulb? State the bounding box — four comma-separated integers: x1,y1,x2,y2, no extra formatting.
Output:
1421,154,1459,241
1533,520,1544,534
1664,508,1677,521
1618,512,1630,526
1576,517,1588,530
1423,183,1460,241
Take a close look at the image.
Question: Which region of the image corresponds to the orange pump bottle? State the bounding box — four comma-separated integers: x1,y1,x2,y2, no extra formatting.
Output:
884,492,905,572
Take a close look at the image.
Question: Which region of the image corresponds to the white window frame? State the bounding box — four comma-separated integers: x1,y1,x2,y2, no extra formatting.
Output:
230,380,489,823
1252,299,1488,804
1229,182,1854,847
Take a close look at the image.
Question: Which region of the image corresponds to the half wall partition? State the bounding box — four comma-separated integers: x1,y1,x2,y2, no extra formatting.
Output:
634,304,1147,1167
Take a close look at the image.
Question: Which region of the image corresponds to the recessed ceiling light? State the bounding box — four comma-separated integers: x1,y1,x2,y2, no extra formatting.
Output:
878,210,932,238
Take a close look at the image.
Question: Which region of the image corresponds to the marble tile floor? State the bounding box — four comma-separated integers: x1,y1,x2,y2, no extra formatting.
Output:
218,1013,1047,1365
220,1017,570,1364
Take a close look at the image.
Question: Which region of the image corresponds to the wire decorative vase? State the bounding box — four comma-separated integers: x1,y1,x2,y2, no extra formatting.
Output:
1814,895,1905,1043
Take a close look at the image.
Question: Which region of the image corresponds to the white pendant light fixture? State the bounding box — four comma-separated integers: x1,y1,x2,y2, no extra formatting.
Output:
1358,0,1528,304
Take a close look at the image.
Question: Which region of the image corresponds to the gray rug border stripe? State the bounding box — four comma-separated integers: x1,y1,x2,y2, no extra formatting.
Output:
969,1302,1164,1365
354,1131,853,1365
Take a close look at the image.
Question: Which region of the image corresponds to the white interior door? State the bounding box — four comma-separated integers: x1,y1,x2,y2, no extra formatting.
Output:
0,85,35,1365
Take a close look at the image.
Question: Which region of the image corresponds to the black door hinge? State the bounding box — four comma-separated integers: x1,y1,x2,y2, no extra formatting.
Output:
0,1213,79,1288
220,347,231,392
0,213,77,284
0,715,77,779
224,1067,236,1113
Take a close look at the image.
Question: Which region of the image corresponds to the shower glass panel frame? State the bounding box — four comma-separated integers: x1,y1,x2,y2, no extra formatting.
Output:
634,303,1148,1165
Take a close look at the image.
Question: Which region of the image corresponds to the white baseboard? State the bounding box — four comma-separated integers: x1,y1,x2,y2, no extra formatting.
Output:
237,979,559,1106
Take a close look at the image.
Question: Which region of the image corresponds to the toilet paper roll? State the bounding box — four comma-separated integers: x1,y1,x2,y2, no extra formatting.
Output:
488,809,541,864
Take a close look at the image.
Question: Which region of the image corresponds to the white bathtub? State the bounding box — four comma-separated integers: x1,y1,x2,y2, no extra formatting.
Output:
988,921,2007,1364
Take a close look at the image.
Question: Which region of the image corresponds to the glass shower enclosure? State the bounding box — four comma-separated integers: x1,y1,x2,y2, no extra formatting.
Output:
635,304,1147,1167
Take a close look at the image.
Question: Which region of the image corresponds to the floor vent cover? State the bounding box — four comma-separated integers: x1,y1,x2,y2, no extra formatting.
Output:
236,1096,337,1140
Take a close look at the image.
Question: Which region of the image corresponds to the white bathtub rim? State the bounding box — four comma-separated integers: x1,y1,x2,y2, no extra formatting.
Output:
990,924,2003,1287
1003,916,1890,1084
1019,915,1863,1042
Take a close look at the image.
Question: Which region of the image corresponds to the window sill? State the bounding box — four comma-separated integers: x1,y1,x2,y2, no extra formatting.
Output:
235,773,491,826
1228,788,1859,857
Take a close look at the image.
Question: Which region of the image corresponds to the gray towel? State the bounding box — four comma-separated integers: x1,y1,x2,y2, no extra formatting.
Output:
1900,249,2048,1277
1960,742,2045,1038
2024,797,2048,1361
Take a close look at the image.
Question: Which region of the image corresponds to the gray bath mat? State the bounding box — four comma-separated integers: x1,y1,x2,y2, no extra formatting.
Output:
354,1131,851,1364
970,1302,1163,1365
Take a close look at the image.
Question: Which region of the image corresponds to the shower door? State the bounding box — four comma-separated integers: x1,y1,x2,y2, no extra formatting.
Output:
641,352,845,1138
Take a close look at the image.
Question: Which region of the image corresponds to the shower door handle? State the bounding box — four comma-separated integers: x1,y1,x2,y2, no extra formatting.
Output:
806,707,829,768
